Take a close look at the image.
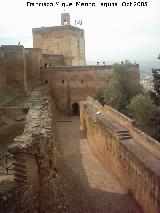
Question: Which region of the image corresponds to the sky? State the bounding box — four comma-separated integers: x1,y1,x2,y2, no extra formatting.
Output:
0,0,160,62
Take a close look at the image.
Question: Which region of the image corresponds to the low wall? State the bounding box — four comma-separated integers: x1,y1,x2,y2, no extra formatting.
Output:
0,91,54,212
131,127,160,157
80,97,160,213
0,107,27,120
87,97,133,130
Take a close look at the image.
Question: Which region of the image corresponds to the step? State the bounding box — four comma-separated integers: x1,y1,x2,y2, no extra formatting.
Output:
116,130,129,134
14,167,27,173
14,172,27,178
119,136,132,140
117,133,131,137
13,161,26,167
14,177,27,183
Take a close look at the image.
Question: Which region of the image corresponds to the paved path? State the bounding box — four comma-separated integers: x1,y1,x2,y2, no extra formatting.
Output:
56,116,143,213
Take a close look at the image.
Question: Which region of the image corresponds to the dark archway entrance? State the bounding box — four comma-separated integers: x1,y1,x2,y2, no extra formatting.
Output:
72,103,79,115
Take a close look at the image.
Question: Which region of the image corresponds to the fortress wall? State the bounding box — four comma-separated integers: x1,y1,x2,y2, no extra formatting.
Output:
104,105,133,130
131,127,160,156
1,46,25,95
41,64,139,114
42,54,65,66
87,97,133,130
70,29,85,66
0,91,54,212
0,49,6,85
0,46,42,97
0,109,3,125
24,48,41,93
41,66,113,113
80,98,160,213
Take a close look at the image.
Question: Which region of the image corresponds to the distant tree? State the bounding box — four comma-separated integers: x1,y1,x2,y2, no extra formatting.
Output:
128,94,160,141
94,88,105,106
150,69,160,105
102,64,143,114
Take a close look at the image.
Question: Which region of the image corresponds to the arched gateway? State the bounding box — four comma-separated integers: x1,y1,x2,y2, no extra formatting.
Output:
72,103,79,115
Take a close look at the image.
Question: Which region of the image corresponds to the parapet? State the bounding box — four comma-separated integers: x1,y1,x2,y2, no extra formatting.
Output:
80,97,160,213
32,25,84,34
41,64,139,72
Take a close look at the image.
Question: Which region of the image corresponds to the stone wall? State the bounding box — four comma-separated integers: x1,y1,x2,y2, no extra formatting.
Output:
0,49,6,85
33,25,85,66
0,90,54,212
41,64,139,114
80,97,160,213
42,54,65,66
0,45,41,96
0,46,26,95
24,48,41,94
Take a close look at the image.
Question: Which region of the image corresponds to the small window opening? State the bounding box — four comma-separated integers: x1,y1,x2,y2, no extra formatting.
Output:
62,80,64,84
81,80,84,84
45,80,48,84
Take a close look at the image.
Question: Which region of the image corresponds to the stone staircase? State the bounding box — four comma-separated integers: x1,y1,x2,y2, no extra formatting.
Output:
116,130,132,140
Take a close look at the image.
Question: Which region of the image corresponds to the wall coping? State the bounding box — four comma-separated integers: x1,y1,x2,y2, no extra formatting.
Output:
84,97,160,152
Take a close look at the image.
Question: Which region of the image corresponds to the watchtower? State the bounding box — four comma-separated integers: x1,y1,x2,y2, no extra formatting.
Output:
32,13,86,66
61,13,70,25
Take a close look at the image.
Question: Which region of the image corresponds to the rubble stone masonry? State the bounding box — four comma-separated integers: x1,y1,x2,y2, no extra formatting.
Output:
0,90,54,212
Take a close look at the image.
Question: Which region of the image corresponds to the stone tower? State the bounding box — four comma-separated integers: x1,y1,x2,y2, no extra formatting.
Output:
61,13,70,25
32,13,85,66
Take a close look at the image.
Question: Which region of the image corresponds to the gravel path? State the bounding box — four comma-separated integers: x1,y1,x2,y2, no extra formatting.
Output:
56,116,143,213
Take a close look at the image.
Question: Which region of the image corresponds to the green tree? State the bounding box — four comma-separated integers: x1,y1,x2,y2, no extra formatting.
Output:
103,64,142,114
128,94,160,141
150,69,160,105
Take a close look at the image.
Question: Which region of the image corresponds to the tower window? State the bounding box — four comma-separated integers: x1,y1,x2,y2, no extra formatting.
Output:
81,80,84,84
62,80,64,84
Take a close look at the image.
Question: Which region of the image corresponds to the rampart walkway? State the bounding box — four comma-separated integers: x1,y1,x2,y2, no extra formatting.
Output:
56,115,142,213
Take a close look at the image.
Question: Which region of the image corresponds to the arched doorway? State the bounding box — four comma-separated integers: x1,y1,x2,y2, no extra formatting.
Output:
72,103,79,115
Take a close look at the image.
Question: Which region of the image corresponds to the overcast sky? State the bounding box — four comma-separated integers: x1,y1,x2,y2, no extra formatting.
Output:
0,0,160,62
